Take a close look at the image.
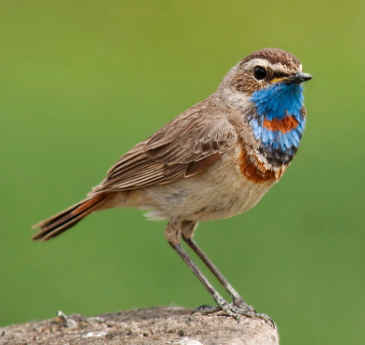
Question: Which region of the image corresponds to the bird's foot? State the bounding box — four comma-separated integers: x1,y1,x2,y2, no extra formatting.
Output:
193,302,274,326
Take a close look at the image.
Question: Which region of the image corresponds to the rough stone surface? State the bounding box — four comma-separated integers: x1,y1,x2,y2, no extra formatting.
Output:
0,307,279,345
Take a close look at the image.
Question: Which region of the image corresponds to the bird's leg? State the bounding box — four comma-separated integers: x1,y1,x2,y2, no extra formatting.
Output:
166,219,238,318
184,239,247,306
166,220,272,323
169,243,228,309
180,221,246,306
169,242,261,320
179,221,273,324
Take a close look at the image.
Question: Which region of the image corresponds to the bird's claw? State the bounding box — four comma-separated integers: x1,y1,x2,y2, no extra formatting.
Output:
193,302,274,327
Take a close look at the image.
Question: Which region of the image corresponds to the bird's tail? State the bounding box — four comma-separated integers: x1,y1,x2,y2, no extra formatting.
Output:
32,194,111,241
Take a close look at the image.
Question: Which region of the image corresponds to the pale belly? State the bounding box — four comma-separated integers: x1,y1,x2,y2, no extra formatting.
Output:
136,155,276,222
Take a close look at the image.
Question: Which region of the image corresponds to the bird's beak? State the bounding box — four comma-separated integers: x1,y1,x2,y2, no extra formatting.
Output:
271,72,313,84
286,72,313,84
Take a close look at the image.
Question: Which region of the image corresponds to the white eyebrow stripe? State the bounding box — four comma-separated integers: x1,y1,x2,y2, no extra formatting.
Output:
242,58,299,74
242,58,272,70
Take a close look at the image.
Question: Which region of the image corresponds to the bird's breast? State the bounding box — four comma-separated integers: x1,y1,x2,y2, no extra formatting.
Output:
247,83,306,166
262,115,299,133
237,146,285,184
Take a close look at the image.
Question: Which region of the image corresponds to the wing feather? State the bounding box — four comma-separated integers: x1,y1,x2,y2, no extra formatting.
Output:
92,104,237,193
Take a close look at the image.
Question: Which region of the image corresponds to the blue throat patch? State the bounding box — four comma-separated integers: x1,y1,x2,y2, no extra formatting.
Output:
249,83,306,155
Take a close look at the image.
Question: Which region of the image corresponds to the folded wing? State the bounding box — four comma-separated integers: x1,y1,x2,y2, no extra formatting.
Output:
92,110,237,194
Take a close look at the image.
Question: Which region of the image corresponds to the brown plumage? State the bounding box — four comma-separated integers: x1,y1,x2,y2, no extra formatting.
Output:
32,95,239,240
95,102,236,193
32,194,112,241
32,48,312,321
241,48,301,68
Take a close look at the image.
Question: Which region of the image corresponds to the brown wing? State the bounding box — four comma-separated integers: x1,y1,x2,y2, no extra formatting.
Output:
92,109,237,193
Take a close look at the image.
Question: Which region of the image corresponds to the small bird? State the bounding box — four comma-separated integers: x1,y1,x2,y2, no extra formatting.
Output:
33,48,312,320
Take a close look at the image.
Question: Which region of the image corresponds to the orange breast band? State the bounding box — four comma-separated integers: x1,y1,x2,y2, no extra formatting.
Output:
263,115,299,133
238,147,284,183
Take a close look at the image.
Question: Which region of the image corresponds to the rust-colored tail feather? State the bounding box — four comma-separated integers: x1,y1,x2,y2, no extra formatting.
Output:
32,194,110,241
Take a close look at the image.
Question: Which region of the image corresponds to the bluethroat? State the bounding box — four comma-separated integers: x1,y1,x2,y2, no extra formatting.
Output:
33,48,312,322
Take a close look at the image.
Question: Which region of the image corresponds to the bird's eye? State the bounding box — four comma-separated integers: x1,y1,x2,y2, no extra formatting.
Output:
254,66,266,80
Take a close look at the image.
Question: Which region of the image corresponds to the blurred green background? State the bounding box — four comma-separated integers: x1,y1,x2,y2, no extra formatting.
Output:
0,1,364,344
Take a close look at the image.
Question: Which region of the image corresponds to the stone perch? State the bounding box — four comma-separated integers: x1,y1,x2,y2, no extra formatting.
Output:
0,307,279,345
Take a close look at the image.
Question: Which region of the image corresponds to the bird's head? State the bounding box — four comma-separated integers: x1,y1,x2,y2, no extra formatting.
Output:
219,48,312,112
233,48,312,93
219,48,313,167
